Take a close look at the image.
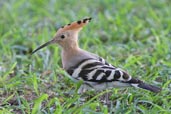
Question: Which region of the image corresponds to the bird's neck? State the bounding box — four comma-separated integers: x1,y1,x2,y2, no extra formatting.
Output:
62,41,79,51
62,45,80,57
61,42,81,70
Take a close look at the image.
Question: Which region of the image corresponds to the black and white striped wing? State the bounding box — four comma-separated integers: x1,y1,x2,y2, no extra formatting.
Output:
66,58,161,93
98,57,114,67
66,58,131,82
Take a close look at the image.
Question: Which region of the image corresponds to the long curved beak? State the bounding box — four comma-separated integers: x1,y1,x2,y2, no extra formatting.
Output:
31,39,54,54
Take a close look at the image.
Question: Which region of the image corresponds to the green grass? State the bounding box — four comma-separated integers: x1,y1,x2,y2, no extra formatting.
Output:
0,0,171,113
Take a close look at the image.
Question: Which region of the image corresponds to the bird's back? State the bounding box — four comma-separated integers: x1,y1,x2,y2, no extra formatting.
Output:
62,48,100,70
63,49,161,93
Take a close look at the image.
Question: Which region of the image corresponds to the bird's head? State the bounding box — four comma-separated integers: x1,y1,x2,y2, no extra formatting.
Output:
31,17,91,54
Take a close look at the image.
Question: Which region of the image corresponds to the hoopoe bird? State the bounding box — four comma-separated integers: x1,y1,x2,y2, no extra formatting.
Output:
32,17,161,100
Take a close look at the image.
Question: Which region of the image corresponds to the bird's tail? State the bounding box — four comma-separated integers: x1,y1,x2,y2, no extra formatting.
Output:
127,78,161,93
131,83,161,93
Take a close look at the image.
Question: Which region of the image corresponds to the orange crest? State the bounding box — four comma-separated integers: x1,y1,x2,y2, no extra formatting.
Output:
57,17,92,34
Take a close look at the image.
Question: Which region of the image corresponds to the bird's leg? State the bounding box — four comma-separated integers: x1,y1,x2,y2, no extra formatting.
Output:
77,84,86,94
77,84,87,103
104,83,111,105
78,84,93,104
104,91,111,105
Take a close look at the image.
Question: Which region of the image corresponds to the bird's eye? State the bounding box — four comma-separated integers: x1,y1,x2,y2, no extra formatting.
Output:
60,35,65,39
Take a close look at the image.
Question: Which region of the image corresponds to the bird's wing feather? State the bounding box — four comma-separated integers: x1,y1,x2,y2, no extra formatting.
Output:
98,57,114,67
66,58,131,82
66,58,161,93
